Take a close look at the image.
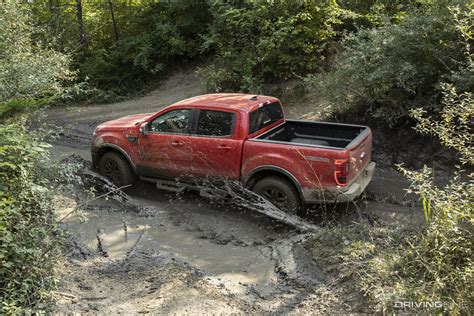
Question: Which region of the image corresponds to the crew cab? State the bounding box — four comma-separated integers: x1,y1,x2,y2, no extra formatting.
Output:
91,93,375,213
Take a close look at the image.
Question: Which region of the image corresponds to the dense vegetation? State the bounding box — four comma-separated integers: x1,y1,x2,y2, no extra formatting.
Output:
0,4,72,313
0,4,72,118
0,122,61,314
312,1,473,124
21,0,471,122
0,0,472,313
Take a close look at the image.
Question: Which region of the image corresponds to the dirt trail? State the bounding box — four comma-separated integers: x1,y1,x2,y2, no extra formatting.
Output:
46,67,420,313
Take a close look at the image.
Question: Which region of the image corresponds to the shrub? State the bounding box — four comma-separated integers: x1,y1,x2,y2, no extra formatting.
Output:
393,82,473,312
309,7,473,312
77,0,211,90
198,0,347,93
0,98,49,120
0,3,73,104
0,120,62,313
312,1,472,125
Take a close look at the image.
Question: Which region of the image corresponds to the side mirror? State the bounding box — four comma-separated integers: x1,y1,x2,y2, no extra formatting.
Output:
139,122,150,135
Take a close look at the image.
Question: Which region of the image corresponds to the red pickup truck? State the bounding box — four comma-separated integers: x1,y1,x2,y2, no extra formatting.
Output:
92,93,375,213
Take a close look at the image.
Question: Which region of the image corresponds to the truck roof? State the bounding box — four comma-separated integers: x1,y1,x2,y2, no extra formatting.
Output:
171,93,279,113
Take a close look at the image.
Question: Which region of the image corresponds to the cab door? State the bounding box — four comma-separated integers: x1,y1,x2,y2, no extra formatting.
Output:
188,109,243,180
137,108,194,179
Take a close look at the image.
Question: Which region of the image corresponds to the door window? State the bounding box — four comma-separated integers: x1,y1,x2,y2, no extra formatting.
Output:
150,109,192,134
196,110,235,137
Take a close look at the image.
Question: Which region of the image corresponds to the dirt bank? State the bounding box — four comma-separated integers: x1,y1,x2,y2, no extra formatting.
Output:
46,67,422,313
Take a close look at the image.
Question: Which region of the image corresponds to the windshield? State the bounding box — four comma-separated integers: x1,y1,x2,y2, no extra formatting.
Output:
248,101,284,134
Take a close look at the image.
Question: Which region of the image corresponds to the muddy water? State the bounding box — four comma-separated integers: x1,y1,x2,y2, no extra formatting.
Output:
65,206,276,286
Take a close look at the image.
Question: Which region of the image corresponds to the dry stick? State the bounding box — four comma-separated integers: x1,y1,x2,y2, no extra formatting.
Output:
58,184,132,223
122,226,148,265
56,292,77,299
96,228,108,257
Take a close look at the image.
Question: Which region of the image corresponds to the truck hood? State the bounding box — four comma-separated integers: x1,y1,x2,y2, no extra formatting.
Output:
96,113,154,131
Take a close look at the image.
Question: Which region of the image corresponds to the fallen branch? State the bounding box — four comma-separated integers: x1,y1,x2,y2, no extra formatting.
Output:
201,180,320,233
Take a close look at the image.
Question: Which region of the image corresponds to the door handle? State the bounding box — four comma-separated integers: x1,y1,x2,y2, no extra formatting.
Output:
171,141,184,147
217,145,231,151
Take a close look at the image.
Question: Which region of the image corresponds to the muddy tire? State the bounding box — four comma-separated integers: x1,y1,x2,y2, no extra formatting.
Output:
99,151,136,189
253,176,301,214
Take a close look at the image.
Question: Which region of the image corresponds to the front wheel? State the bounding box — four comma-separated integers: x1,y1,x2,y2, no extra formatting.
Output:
99,151,136,188
253,176,301,214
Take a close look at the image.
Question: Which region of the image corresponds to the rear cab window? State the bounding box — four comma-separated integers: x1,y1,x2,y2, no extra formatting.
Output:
196,110,235,137
248,101,284,135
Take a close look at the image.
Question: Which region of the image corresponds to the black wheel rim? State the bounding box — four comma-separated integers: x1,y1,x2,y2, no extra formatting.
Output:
262,187,291,211
103,159,121,185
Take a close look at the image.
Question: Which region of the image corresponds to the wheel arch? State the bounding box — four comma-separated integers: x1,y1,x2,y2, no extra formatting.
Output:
243,166,304,201
94,144,136,172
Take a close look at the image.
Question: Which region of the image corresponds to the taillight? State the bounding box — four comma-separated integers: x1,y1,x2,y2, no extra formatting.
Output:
334,159,349,186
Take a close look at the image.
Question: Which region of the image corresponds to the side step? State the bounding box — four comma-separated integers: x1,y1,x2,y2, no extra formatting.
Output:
155,179,185,193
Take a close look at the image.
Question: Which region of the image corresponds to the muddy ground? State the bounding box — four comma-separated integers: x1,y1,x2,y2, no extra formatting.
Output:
45,67,422,313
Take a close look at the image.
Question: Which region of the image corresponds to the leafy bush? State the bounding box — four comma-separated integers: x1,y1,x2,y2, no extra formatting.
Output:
0,98,49,120
76,0,211,90
25,0,434,97
198,0,347,93
393,81,473,312
312,1,473,124
0,120,62,313
0,3,73,104
0,3,73,116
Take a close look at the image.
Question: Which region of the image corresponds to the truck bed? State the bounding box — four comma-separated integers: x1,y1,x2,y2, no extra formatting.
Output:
254,120,368,149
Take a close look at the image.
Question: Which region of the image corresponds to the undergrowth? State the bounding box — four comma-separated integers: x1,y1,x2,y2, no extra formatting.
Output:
0,119,60,313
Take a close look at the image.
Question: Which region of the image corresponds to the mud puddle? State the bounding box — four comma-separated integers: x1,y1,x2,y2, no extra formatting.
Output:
64,207,275,286
56,190,325,314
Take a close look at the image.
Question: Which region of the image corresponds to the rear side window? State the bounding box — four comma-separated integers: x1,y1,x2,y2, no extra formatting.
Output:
196,110,235,137
249,101,284,134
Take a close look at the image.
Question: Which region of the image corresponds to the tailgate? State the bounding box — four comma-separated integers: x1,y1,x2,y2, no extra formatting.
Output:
347,128,372,184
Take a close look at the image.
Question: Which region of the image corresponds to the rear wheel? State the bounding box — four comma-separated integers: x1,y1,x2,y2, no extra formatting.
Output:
99,151,136,188
253,176,301,214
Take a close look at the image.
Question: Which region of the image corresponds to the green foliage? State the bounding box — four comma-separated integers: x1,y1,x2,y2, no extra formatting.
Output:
198,0,347,93
410,84,473,165
0,3,73,117
25,0,441,98
0,98,49,120
311,213,472,313
29,0,211,92
393,75,473,312
0,3,73,104
313,1,473,124
0,120,61,313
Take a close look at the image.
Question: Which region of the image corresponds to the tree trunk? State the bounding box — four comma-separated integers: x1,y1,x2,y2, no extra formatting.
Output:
75,0,86,55
107,0,119,45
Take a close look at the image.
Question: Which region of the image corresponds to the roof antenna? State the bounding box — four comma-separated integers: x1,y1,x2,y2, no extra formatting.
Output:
250,95,258,101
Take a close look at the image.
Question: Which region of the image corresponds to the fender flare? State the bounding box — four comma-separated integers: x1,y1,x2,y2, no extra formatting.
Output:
95,143,137,171
243,165,304,200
